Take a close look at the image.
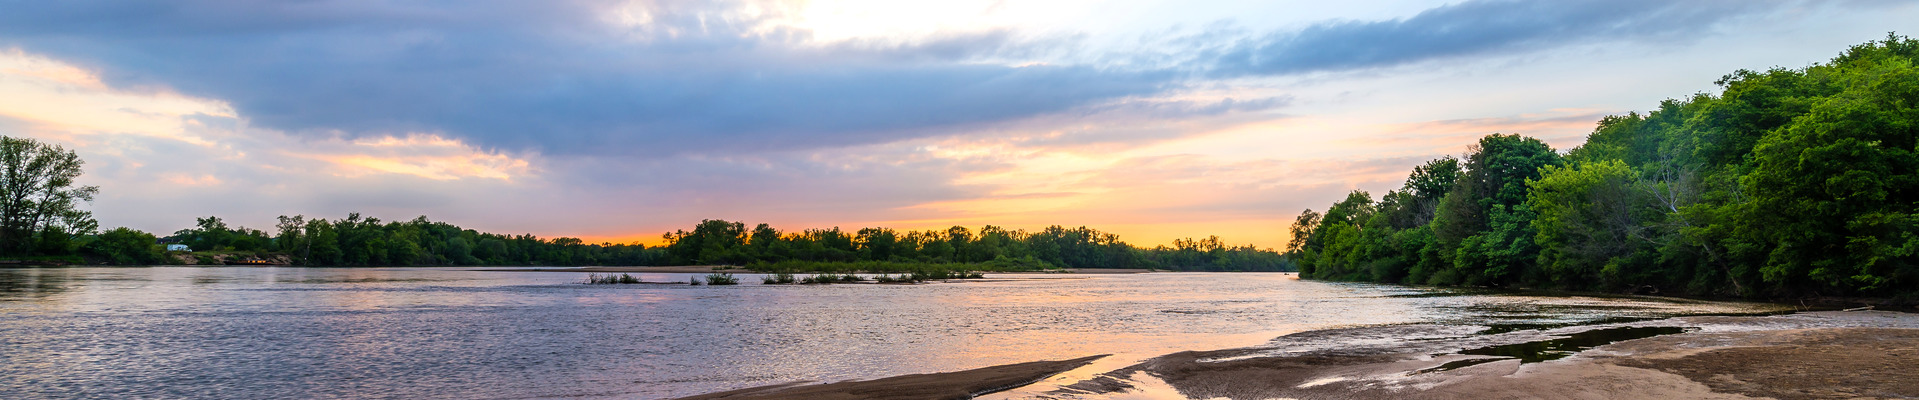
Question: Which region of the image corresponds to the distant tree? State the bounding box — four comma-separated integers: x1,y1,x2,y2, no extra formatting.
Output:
664,219,747,264
88,227,164,264
856,227,900,261
1286,209,1321,255
0,136,99,255
275,215,306,257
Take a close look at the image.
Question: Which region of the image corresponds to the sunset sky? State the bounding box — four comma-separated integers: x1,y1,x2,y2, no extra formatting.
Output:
0,0,1912,248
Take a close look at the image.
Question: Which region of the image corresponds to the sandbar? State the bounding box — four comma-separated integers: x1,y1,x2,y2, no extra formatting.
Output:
1043,310,1919,399
668,355,1106,400
676,311,1919,399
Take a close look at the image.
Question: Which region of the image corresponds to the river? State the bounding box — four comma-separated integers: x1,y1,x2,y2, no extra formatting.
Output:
0,267,1780,399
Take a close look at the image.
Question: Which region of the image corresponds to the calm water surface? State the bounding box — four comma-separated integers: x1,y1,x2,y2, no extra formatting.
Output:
0,267,1774,399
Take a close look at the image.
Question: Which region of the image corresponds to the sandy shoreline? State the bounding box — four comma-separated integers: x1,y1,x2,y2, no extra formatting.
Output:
1042,310,1919,399
672,311,1919,400
668,355,1106,400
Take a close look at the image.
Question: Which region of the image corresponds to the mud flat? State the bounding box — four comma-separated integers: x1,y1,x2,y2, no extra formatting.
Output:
1032,310,1919,399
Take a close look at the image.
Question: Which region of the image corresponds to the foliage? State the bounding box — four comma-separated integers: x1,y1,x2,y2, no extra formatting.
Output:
762,272,797,284
87,227,166,264
585,273,644,284
704,273,739,285
673,219,1292,271
166,213,671,266
59,211,1293,269
1290,35,1919,298
0,137,98,257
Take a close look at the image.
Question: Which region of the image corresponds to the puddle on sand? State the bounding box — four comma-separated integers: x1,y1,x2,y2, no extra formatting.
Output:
1476,316,1657,335
1417,326,1691,373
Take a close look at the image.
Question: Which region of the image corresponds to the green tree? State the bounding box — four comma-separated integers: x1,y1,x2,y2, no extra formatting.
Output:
1291,35,1919,298
1431,134,1561,286
1528,159,1649,288
0,136,98,255
88,227,164,264
1737,40,1919,294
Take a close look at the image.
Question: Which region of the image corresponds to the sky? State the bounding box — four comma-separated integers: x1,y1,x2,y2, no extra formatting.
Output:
0,0,1912,248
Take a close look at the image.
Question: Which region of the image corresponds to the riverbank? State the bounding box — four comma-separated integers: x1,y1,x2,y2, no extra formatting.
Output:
672,311,1919,400
671,356,1106,400
1049,310,1919,399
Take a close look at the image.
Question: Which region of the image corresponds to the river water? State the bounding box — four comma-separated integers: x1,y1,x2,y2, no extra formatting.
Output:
0,267,1780,399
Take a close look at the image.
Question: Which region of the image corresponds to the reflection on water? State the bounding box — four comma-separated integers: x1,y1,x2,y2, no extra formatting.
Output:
1416,326,1694,374
0,268,81,299
1458,326,1693,363
0,268,1781,399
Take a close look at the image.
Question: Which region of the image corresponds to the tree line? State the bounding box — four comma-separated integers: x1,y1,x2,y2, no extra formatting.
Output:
1288,35,1918,298
658,220,1293,271
75,214,669,266
84,216,1293,270
0,135,1290,270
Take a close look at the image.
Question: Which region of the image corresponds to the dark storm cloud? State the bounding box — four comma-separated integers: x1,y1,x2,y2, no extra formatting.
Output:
1210,0,1777,76
0,0,1798,157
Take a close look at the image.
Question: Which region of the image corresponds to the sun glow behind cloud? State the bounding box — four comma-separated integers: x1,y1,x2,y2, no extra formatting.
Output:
0,49,231,147
0,49,548,236
303,135,533,181
0,49,534,183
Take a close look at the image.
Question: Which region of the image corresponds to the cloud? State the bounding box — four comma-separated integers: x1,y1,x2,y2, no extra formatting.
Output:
874,152,1438,248
1210,0,1778,76
0,51,545,233
0,0,1815,160
0,0,1171,157
4,0,1891,248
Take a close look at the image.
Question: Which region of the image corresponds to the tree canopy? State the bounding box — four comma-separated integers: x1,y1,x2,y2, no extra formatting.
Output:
0,137,98,257
1289,35,1919,298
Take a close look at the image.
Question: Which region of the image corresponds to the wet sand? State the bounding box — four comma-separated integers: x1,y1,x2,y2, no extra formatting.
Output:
667,355,1106,400
672,311,1919,400
1041,310,1919,399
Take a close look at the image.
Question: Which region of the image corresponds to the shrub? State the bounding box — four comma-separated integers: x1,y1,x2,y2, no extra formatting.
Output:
762,273,799,284
585,273,644,284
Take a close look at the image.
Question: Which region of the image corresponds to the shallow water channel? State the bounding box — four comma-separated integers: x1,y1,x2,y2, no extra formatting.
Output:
0,267,1780,399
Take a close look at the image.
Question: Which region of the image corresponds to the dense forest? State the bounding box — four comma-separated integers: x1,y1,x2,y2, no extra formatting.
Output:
0,136,1289,271
1289,36,1918,298
654,220,1290,271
